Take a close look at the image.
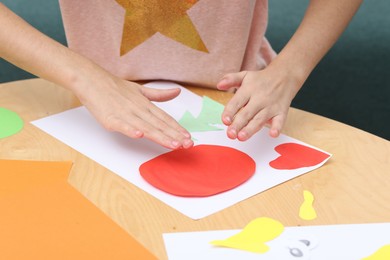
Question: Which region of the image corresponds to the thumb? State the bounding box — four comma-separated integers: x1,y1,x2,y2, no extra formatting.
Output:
141,86,181,102
216,71,248,91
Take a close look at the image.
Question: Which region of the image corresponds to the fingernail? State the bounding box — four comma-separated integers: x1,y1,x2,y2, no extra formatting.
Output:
183,139,193,149
270,129,280,138
134,130,143,138
228,128,237,139
238,131,247,140
171,140,180,149
224,116,232,124
183,132,191,138
217,77,229,89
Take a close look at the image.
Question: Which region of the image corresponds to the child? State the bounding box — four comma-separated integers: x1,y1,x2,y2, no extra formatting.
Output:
0,0,362,149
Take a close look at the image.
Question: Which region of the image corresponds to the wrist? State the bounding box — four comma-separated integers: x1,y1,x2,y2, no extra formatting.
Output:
60,53,112,103
264,57,307,97
271,54,310,83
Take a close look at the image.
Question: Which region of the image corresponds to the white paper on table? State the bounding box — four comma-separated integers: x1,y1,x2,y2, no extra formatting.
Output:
32,81,331,220
163,222,390,260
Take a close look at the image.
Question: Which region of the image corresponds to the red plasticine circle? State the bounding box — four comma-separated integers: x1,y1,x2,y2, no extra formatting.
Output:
139,145,256,197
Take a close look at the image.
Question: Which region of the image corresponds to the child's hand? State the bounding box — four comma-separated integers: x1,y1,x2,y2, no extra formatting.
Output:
0,3,193,150
217,68,300,141
75,74,193,150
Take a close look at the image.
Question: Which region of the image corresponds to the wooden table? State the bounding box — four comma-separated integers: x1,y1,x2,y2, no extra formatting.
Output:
1,78,390,259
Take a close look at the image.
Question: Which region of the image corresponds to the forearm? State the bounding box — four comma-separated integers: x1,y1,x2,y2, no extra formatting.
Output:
0,3,101,94
0,4,194,149
268,0,363,87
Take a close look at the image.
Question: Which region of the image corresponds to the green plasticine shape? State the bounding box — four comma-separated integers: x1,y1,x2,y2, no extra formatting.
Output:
0,107,24,139
178,96,225,132
179,111,222,132
196,96,224,125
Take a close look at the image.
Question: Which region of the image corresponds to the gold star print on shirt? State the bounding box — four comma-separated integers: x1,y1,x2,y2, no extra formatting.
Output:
115,0,209,56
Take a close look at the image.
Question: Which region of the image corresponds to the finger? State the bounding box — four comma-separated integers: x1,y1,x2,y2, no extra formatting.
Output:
104,108,193,149
216,71,247,91
148,104,193,140
140,119,193,149
225,96,263,139
268,114,286,138
131,101,193,146
237,112,286,141
222,90,250,126
141,86,181,102
103,116,144,139
236,111,269,141
133,87,191,139
232,101,269,141
121,114,191,149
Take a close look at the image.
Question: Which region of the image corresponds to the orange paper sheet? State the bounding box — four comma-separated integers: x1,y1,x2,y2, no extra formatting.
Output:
0,159,157,260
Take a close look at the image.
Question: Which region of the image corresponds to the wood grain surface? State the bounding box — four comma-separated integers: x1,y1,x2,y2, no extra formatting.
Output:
1,78,389,259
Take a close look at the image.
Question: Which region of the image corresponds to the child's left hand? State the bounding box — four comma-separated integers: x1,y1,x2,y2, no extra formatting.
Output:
217,68,301,141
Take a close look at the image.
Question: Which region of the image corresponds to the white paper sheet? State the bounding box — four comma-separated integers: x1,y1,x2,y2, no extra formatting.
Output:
32,81,331,219
163,222,390,259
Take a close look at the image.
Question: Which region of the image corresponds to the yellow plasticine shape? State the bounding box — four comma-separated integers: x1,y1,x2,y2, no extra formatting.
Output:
362,244,390,260
210,217,284,254
299,190,317,220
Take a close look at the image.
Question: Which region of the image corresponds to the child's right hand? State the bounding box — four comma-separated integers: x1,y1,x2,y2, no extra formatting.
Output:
0,3,192,150
72,71,194,150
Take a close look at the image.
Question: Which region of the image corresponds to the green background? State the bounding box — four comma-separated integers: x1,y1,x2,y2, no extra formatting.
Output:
1,0,389,140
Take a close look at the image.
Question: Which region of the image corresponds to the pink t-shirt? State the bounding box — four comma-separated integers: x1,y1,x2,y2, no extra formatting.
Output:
59,0,276,88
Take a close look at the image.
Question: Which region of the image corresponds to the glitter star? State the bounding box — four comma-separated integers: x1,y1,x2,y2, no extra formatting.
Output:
115,0,209,56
